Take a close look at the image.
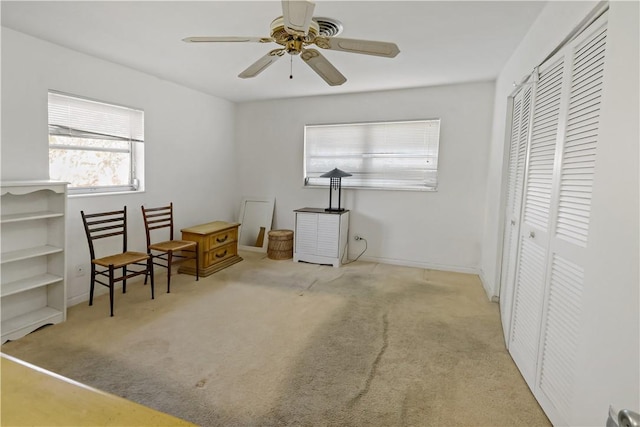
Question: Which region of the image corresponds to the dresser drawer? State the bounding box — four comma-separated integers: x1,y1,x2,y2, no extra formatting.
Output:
204,242,238,266
207,228,237,250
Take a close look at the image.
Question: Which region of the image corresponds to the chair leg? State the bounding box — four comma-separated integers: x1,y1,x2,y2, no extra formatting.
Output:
167,251,173,293
89,264,96,306
195,243,200,282
109,266,115,317
122,266,127,294
148,257,155,300
144,254,150,285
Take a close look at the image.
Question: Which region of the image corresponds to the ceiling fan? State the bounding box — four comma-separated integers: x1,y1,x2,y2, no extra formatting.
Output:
183,0,400,86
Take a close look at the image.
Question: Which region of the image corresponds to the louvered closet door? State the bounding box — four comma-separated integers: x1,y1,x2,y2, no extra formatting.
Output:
536,16,607,424
509,56,565,388
506,11,608,426
499,86,532,342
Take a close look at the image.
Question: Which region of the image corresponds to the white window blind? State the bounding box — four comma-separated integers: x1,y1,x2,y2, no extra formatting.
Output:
48,92,144,142
48,91,144,194
304,119,441,191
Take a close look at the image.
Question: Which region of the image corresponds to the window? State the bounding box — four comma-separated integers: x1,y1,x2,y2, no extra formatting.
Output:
304,119,440,191
48,91,144,195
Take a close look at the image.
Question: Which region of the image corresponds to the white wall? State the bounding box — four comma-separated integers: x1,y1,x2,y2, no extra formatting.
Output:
235,82,495,273
1,28,238,305
482,1,639,424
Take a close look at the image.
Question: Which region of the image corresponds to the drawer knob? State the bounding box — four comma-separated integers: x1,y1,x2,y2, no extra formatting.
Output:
216,235,228,243
215,249,228,259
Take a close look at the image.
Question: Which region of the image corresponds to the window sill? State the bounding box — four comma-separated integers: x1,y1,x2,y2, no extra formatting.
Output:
68,190,145,199
303,184,437,192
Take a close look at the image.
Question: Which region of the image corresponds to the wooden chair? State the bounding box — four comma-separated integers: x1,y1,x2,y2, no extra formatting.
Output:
81,207,154,317
141,203,199,293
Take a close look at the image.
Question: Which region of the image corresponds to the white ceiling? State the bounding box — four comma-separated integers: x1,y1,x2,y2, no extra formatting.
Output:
1,1,547,103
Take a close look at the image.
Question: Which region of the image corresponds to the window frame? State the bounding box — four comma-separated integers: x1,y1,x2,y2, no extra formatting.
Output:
47,91,144,196
303,118,441,192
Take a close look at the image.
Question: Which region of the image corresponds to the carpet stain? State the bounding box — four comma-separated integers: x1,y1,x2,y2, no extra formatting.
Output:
347,312,389,409
298,279,319,296
195,379,207,388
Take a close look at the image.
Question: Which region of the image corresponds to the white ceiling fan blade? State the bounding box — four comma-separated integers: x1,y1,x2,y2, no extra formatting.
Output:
282,0,315,36
301,49,346,86
238,49,285,79
315,37,400,58
183,36,272,43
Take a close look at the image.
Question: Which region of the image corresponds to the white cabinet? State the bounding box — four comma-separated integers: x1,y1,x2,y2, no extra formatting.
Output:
293,208,349,267
1,181,67,343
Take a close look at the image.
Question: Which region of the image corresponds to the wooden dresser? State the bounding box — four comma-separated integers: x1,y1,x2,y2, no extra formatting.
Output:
178,221,242,277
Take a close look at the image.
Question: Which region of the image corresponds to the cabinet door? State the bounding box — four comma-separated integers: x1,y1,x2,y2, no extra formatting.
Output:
295,213,318,255
316,214,339,257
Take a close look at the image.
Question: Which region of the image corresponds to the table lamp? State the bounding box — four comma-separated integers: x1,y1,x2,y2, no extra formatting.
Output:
320,168,352,212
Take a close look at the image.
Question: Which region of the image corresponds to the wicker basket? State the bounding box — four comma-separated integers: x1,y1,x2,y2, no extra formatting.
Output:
267,229,294,260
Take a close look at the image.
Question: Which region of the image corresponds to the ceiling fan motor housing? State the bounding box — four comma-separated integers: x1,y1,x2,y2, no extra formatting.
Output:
271,16,318,43
270,16,343,55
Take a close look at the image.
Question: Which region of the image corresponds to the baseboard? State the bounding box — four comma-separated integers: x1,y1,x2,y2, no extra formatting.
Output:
68,260,486,306
66,266,164,308
352,254,481,275
478,269,500,302
67,278,144,308
67,292,91,308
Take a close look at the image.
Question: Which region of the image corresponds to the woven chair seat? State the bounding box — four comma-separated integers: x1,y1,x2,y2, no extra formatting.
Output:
148,240,196,252
92,251,149,268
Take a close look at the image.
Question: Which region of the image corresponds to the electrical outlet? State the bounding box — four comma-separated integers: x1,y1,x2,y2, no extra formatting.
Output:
75,264,86,277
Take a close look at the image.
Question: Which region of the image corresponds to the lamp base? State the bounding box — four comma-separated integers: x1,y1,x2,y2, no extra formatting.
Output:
325,207,346,212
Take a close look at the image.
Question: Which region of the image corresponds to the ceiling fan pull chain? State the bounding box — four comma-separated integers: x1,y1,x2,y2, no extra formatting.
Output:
290,55,293,80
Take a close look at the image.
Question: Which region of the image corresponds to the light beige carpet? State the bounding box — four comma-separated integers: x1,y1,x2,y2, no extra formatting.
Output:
2,251,550,426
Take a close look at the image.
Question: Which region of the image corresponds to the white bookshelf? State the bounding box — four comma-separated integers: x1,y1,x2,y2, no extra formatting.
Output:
1,181,67,343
